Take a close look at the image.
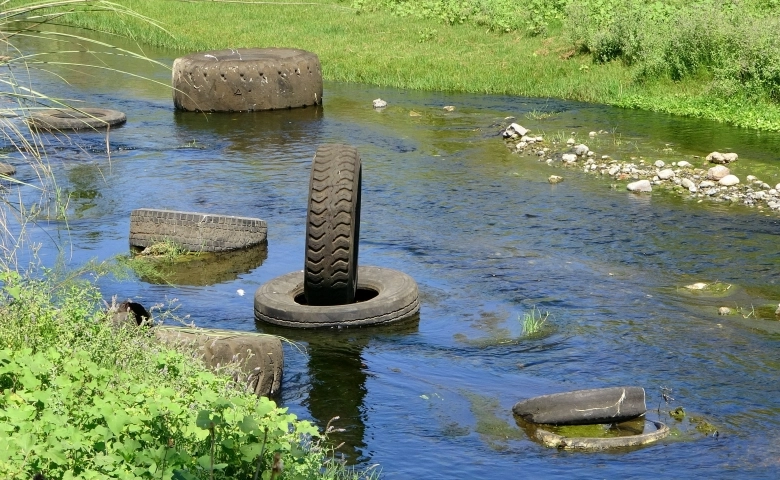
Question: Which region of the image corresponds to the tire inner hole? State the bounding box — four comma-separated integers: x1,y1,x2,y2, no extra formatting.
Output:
294,287,379,306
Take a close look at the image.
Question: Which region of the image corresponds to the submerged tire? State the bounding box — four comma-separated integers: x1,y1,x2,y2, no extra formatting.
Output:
254,266,420,328
304,144,362,306
172,48,323,112
129,208,267,253
534,420,670,450
28,108,126,131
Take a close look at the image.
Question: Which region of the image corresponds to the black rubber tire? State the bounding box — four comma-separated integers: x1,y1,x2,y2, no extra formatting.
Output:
28,108,126,131
172,48,323,112
254,266,420,328
304,144,362,306
129,208,267,253
512,387,647,426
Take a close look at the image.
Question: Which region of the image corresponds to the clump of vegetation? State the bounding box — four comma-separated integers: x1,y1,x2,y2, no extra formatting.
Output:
520,306,549,336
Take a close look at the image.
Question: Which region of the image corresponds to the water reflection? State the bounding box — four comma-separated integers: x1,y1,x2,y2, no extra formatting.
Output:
257,316,420,463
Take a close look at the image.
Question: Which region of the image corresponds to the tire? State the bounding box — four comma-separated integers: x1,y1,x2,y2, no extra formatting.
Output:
129,208,267,253
304,144,362,306
533,420,669,450
512,387,647,426
155,327,283,397
172,48,323,112
28,108,126,131
254,266,420,328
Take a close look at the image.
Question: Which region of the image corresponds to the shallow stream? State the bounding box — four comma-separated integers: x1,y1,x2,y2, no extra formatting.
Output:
6,31,780,478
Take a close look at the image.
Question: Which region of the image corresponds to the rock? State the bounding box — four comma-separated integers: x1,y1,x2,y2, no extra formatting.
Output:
0,163,15,176
658,169,675,180
682,178,697,192
718,175,740,186
534,136,544,143
409,110,421,117
776,304,780,316
516,141,527,149
589,131,597,137
548,175,564,184
746,175,757,182
520,135,536,144
686,282,708,290
699,180,716,188
677,160,692,168
372,98,387,108
718,307,731,315
776,183,780,190
443,105,455,112
654,160,665,168
707,165,730,180
574,144,589,156
155,327,284,397
503,123,529,138
566,138,575,145
562,153,577,163
706,152,726,164
608,165,620,176
722,152,738,163
627,180,652,192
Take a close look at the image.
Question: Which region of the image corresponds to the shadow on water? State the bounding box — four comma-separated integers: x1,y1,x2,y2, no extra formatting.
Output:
257,316,420,464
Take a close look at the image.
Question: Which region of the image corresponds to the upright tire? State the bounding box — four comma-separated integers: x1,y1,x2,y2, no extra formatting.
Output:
304,144,362,306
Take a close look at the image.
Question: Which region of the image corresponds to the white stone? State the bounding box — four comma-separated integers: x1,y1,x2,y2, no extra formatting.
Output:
718,175,740,186
589,131,597,137
627,180,652,192
654,160,665,168
574,144,589,156
746,175,757,182
509,123,529,136
677,160,692,168
587,151,594,157
566,138,575,145
520,135,535,143
561,153,577,163
548,175,563,184
372,98,387,108
658,169,675,180
516,141,527,149
602,155,610,160
707,165,730,180
682,178,697,192
723,152,739,163
608,166,620,176
535,136,544,143
718,307,731,316
706,151,726,164
700,180,716,188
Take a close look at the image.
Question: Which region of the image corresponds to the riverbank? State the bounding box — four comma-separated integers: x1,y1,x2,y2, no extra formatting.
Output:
52,0,780,131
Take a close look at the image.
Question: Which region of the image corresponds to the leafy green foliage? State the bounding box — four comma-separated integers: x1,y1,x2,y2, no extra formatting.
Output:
0,270,369,479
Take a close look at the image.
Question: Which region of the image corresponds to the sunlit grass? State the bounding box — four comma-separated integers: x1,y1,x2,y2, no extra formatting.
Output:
521,306,549,337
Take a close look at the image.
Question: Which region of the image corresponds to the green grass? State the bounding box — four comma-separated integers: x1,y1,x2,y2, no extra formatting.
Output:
37,0,780,131
521,306,549,336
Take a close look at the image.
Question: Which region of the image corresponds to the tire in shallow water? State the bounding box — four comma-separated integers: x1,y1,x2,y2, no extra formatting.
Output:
129,208,267,253
512,387,647,426
304,144,362,306
172,48,323,112
533,420,670,450
254,266,420,328
28,108,126,131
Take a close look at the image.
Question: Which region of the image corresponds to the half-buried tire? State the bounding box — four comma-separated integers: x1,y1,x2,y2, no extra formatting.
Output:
172,48,323,112
254,266,420,328
28,108,126,131
304,144,361,306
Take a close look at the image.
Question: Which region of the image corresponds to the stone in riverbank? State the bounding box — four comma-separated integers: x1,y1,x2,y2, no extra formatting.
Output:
627,180,652,192
719,175,740,186
707,151,739,164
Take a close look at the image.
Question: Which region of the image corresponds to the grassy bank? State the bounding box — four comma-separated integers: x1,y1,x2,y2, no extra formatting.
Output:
40,0,780,131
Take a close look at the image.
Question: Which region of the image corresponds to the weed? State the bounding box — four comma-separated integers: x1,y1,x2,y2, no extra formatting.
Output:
521,306,549,336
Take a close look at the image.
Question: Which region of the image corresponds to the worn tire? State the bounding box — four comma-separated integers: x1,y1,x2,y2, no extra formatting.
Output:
254,266,420,328
304,144,362,306
512,387,647,426
28,108,126,131
129,208,267,253
155,327,283,397
534,420,670,450
172,48,323,112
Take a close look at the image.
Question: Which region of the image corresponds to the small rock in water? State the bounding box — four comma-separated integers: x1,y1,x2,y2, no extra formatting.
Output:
548,175,563,184
574,144,589,156
706,151,726,164
707,165,730,180
627,180,652,192
562,153,577,163
658,169,675,180
654,160,666,168
677,160,692,168
686,282,708,290
443,105,455,112
718,175,740,186
718,307,731,315
775,304,780,316
372,98,387,109
722,152,739,163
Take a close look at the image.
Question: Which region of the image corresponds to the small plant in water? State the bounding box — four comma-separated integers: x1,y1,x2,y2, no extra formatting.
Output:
521,306,549,336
